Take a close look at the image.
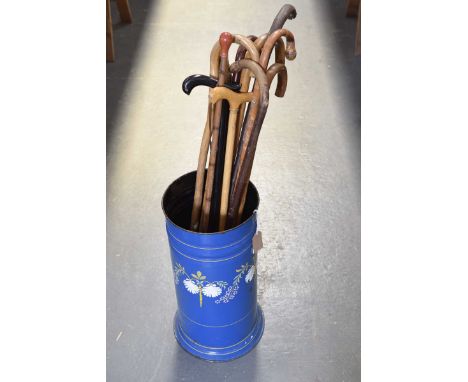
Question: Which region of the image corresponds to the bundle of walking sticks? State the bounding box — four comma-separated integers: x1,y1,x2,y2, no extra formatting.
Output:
183,4,297,233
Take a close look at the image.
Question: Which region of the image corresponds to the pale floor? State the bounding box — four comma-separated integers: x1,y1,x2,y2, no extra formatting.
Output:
107,0,360,381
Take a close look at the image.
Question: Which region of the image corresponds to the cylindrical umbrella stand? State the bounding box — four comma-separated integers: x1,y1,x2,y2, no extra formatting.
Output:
162,171,264,361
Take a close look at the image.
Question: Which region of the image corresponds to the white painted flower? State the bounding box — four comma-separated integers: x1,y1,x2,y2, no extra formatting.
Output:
202,284,222,298
183,279,199,294
245,266,255,283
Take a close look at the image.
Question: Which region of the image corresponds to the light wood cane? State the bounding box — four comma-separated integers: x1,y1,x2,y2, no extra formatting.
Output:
198,33,233,232
208,87,256,231
190,103,212,230
191,34,259,231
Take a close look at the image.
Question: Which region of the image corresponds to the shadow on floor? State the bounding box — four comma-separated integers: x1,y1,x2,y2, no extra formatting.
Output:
322,0,361,123
106,0,159,147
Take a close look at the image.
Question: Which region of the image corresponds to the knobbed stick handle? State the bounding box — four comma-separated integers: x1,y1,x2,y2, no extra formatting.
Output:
268,4,297,34
220,32,234,58
210,34,259,78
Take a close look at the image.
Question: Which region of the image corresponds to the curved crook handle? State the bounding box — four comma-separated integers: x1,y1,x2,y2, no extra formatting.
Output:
274,38,286,64
230,59,269,95
234,35,258,62
234,34,285,97
210,34,260,78
253,33,268,51
246,35,287,97
233,35,257,84
266,63,288,97
234,35,259,62
259,28,296,69
182,74,240,95
268,4,297,34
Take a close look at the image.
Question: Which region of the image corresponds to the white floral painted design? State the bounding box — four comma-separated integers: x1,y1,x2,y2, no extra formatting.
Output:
173,260,257,307
183,279,199,294
202,284,222,298
173,266,228,307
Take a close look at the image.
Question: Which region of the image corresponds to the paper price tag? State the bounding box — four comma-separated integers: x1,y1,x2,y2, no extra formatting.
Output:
252,231,263,254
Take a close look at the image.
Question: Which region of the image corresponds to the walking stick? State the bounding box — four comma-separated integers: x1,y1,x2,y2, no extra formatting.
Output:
235,62,288,224
200,34,260,232
232,35,257,84
183,74,240,231
226,59,269,228
268,4,297,34
228,31,296,226
208,87,256,231
198,32,233,232
211,99,232,231
260,29,297,65
182,75,240,94
234,35,288,155
234,3,297,149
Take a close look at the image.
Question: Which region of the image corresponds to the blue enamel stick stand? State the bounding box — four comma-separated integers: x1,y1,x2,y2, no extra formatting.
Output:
162,171,264,361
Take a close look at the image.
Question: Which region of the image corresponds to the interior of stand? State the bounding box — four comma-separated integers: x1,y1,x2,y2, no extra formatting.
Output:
162,171,259,233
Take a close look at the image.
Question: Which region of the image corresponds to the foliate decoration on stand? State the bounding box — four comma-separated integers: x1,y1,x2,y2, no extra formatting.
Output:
215,261,256,304
172,261,256,307
173,263,228,307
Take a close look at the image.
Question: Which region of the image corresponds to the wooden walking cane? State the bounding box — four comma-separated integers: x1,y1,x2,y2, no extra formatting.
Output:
268,4,297,34
235,62,288,224
210,37,257,231
234,35,288,156
190,103,212,231
201,34,260,232
236,29,294,159
209,35,259,81
228,31,296,227
208,87,256,231
182,75,241,231
226,59,269,228
234,4,296,125
260,29,297,65
237,29,296,155
232,4,297,156
191,34,259,232
232,35,257,84
198,32,234,232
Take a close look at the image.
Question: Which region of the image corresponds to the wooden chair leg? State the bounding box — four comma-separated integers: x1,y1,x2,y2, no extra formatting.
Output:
355,2,361,55
116,0,133,23
106,0,115,62
346,0,360,17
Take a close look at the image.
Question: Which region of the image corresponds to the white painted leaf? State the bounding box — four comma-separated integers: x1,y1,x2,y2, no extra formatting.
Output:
245,266,255,283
